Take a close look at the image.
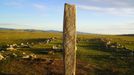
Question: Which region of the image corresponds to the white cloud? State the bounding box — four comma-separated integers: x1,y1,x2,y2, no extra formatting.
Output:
3,1,46,10
91,23,134,34
78,5,134,16
77,0,134,7
75,0,134,16
33,3,46,10
0,23,17,26
4,1,23,7
79,22,134,34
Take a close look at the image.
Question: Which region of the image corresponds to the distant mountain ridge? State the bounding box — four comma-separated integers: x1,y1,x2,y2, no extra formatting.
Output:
0,27,91,34
0,27,133,35
0,28,14,30
119,34,134,36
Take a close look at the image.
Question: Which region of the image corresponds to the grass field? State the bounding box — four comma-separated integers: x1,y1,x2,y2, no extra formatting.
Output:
0,30,134,75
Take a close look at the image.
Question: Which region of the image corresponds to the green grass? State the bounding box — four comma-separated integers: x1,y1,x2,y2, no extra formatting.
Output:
0,30,134,75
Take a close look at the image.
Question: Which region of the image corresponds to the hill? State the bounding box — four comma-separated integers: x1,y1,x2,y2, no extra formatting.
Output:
0,27,92,34
120,34,134,36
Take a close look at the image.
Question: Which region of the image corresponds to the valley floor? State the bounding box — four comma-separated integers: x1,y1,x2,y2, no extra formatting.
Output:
0,30,134,75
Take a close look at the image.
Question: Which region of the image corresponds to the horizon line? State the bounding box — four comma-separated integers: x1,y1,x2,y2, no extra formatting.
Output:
0,27,133,35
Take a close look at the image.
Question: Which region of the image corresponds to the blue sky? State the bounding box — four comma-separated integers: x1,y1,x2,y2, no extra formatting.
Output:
0,0,134,34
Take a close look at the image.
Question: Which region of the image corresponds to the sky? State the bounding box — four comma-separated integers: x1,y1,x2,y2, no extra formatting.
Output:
0,0,134,34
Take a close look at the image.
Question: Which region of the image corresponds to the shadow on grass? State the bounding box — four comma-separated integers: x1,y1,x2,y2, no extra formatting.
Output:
22,48,62,54
12,38,48,44
0,72,16,75
78,38,132,56
27,48,51,54
78,38,109,50
24,38,48,43
79,55,134,75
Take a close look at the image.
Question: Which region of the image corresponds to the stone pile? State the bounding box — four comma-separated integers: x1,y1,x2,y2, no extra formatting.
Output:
6,45,16,51
0,54,4,61
22,54,37,59
99,38,134,56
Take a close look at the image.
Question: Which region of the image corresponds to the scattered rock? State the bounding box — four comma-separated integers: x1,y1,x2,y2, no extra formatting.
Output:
21,43,24,46
0,54,4,60
1,50,4,53
29,54,37,59
31,42,34,45
12,44,18,47
48,51,55,55
6,45,16,51
46,39,50,44
22,52,26,55
52,45,58,50
22,54,37,59
12,53,17,57
22,55,30,59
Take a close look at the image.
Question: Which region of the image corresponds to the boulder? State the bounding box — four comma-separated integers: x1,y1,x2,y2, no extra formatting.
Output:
22,54,37,59
12,53,17,57
0,54,4,60
46,39,50,44
29,54,37,59
22,52,26,55
6,45,16,51
22,55,30,59
48,51,55,55
52,45,58,49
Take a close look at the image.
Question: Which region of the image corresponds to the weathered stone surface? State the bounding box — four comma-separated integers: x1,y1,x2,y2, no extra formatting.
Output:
63,3,76,75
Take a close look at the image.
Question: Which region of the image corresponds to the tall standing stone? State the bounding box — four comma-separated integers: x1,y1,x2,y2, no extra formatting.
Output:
63,3,76,75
